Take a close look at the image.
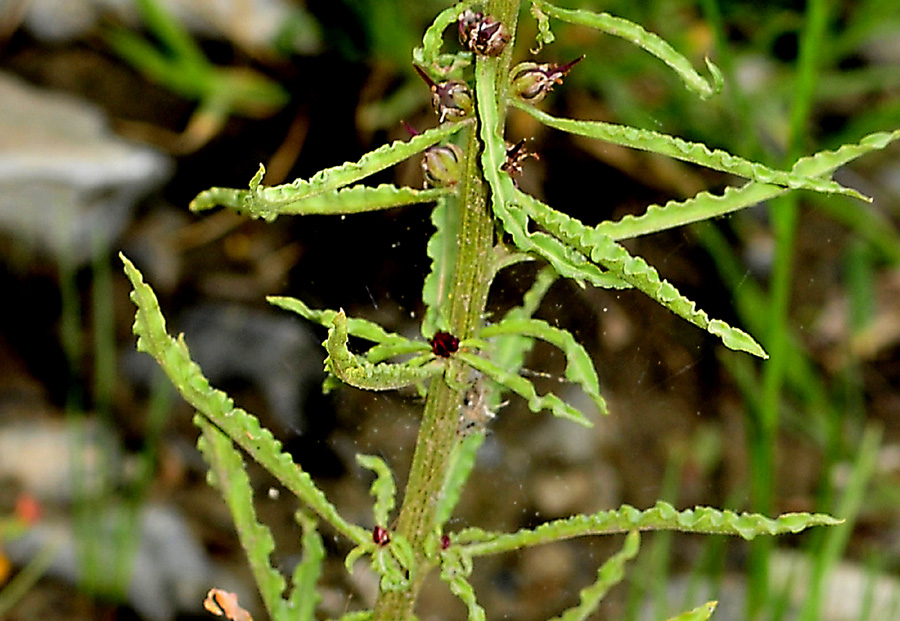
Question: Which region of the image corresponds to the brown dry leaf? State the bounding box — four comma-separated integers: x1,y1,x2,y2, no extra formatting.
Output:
203,588,253,621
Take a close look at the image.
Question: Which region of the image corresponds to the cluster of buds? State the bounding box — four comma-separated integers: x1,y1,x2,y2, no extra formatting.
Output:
372,525,391,546
458,9,510,57
510,56,584,103
500,139,538,183
430,330,460,357
414,65,473,124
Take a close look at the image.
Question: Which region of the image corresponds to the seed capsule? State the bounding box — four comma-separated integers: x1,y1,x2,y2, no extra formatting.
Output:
414,65,474,123
510,56,584,103
500,139,538,183
422,143,463,188
458,9,510,57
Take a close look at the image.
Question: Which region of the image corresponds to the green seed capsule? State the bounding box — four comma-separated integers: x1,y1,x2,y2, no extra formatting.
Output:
422,143,463,188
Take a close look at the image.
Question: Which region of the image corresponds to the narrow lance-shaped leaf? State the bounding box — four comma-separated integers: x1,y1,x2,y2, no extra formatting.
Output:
439,552,486,621
268,296,421,348
592,128,900,241
512,100,870,201
548,531,640,621
456,350,592,427
325,311,443,390
356,454,397,527
197,418,287,620
479,317,608,416
286,511,325,621
454,501,842,557
484,267,558,408
530,0,722,98
422,197,460,337
195,179,453,222
120,253,367,544
475,58,630,290
515,189,769,358
190,121,468,212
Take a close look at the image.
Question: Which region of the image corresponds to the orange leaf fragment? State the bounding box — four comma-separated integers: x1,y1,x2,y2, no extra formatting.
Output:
203,588,253,621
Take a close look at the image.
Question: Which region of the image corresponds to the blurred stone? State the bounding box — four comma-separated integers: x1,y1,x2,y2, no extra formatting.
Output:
0,71,172,265
3,503,250,621
0,419,122,502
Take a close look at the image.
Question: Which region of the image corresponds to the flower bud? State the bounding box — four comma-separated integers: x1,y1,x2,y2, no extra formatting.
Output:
458,9,510,57
510,56,584,103
422,143,463,188
500,139,538,184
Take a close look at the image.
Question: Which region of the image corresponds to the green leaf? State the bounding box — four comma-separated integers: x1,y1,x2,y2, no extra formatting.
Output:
190,121,468,213
356,454,397,527
286,511,325,621
325,310,443,390
415,0,476,74
197,417,287,619
530,0,722,99
594,125,900,241
516,192,768,358
475,58,630,291
455,501,842,557
479,317,608,416
439,551,485,621
194,179,453,222
548,531,640,621
268,296,423,349
482,267,558,409
512,100,870,201
120,253,367,545
422,197,460,337
666,601,718,621
456,350,592,427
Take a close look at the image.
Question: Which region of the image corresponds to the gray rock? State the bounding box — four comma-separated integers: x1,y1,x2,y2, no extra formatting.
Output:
0,71,172,265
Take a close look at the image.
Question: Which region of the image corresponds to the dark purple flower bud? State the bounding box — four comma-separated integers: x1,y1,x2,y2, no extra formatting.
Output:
373,525,390,546
414,65,474,124
431,331,460,357
458,9,510,57
422,143,463,188
441,534,451,550
510,56,584,103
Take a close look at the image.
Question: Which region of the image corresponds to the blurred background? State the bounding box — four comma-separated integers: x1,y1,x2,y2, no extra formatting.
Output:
1,0,900,619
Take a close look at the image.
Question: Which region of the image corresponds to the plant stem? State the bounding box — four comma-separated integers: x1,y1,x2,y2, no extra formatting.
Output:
371,3,519,617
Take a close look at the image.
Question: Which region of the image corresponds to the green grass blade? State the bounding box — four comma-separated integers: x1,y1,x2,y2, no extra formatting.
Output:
455,501,841,557
530,0,722,99
512,100,870,201
120,253,367,544
197,417,287,619
666,601,718,621
480,317,608,415
190,122,468,212
549,531,641,621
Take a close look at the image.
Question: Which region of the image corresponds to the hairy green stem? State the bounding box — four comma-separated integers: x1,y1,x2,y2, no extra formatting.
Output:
371,3,519,617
